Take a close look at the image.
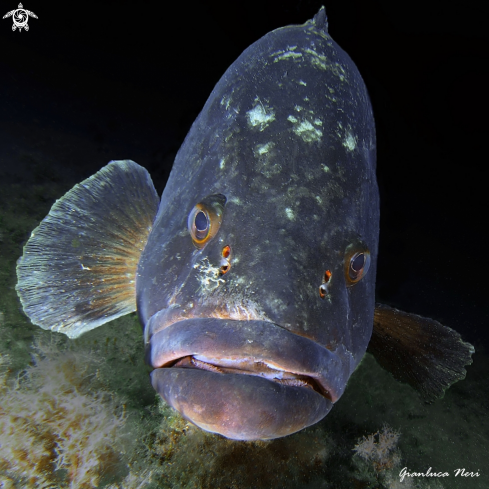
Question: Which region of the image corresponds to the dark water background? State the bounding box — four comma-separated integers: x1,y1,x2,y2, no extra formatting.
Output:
0,1,487,487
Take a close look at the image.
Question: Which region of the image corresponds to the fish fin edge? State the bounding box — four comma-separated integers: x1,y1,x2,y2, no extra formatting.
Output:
368,303,475,402
16,160,160,339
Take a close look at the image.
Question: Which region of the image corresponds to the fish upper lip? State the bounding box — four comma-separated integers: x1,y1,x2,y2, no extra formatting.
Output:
143,303,270,345
145,317,350,402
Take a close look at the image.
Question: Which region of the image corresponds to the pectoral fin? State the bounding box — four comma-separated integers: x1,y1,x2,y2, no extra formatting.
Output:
368,303,475,402
16,160,159,338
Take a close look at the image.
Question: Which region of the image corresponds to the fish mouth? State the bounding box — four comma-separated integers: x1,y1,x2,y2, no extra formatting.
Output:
170,355,328,397
146,317,348,440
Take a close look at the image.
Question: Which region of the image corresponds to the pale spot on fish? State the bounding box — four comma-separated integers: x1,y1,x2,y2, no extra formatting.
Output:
271,46,302,63
247,100,275,130
343,132,357,152
304,47,328,70
194,258,225,293
253,142,280,177
255,142,274,155
219,158,226,169
227,196,242,205
333,62,347,82
285,207,295,220
220,94,231,110
289,119,323,143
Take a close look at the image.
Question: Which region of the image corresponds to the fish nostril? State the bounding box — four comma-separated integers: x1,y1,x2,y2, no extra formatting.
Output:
319,284,327,299
222,245,231,258
319,270,332,299
219,245,231,275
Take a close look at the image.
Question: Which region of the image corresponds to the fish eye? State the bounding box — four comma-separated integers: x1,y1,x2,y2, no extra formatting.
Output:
194,211,209,238
344,245,371,286
188,194,226,248
351,253,365,273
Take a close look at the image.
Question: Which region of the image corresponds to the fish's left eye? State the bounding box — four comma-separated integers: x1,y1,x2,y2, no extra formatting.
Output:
344,246,371,286
188,194,226,249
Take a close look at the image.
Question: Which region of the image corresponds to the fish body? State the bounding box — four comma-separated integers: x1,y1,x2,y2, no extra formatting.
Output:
16,8,473,441
137,7,377,439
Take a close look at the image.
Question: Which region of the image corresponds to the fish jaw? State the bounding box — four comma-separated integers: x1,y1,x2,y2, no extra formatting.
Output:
151,368,331,441
146,317,349,440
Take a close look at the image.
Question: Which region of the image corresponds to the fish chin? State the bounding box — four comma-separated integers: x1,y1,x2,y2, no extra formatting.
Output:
146,317,347,440
151,367,332,440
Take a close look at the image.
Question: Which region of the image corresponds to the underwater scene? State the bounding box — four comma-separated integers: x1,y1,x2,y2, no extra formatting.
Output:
1,1,488,488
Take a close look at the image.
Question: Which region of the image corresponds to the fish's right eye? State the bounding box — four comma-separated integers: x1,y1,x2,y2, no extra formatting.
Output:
188,194,226,249
194,210,209,239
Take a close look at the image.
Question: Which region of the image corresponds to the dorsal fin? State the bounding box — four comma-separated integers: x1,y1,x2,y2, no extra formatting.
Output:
16,160,159,338
368,303,474,402
312,6,328,33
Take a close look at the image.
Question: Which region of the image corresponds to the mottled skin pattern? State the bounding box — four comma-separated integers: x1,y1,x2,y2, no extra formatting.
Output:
137,9,379,439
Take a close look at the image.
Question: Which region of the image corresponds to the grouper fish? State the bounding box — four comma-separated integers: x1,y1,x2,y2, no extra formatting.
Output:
16,7,474,440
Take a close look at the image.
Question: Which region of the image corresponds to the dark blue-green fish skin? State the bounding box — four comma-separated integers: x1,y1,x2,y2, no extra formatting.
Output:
136,8,379,439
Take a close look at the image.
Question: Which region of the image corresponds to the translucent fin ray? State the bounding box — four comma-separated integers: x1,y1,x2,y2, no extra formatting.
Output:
369,303,475,402
16,160,160,338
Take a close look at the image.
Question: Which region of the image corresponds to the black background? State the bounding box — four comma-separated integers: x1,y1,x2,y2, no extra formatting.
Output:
1,0,488,348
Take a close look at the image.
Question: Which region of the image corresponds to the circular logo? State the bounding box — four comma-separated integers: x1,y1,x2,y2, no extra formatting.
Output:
12,8,28,30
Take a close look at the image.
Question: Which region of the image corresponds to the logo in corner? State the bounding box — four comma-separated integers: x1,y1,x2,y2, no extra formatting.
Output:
3,3,38,32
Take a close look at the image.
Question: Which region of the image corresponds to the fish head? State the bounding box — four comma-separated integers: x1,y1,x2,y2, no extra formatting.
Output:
136,9,379,440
